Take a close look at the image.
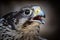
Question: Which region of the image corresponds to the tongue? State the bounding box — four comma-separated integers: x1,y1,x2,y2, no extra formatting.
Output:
33,16,41,20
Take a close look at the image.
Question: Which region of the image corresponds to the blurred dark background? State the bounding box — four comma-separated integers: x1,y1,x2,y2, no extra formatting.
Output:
0,0,59,40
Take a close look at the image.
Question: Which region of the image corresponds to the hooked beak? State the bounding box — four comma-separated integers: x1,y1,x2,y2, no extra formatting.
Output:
31,6,45,24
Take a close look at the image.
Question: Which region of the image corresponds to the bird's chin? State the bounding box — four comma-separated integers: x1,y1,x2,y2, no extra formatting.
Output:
16,21,41,40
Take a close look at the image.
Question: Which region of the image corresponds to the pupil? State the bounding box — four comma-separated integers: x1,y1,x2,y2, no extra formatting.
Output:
25,9,30,15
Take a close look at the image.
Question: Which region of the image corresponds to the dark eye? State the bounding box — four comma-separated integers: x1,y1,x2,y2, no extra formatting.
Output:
25,9,30,15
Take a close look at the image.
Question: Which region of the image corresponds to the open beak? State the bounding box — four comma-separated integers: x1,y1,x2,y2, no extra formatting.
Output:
31,6,45,24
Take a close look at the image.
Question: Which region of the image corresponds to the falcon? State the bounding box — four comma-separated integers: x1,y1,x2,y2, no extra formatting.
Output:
0,6,47,40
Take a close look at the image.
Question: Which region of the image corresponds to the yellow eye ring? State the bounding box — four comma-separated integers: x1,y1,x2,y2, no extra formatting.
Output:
34,8,41,16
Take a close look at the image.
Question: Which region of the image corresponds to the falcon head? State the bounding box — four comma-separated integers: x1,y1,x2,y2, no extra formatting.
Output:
15,6,45,31
17,6,45,25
